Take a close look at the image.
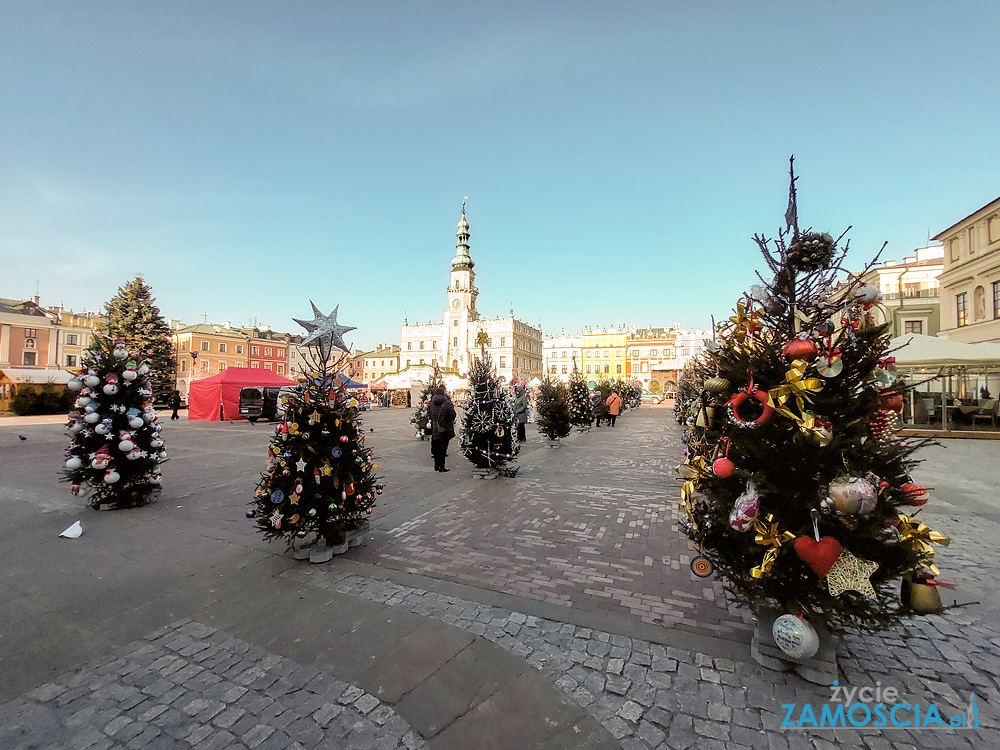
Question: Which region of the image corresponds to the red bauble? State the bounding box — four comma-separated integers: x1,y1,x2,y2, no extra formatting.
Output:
793,536,843,577
900,482,929,506
880,390,903,413
782,337,819,361
713,457,734,478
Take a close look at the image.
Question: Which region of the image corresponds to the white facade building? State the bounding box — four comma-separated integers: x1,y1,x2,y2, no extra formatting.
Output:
400,206,543,383
542,333,584,383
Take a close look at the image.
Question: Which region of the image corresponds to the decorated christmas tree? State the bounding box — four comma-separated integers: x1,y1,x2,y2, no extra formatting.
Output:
568,362,594,428
460,348,519,475
248,303,383,562
410,370,444,439
679,161,947,644
63,335,166,509
97,275,176,401
536,375,572,441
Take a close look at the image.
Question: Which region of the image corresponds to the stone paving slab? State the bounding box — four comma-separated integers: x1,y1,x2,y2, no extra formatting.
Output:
0,620,427,750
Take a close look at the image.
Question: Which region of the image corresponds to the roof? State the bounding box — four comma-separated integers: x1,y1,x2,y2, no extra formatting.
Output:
932,195,1000,241
0,368,75,384
0,298,53,318
174,323,251,339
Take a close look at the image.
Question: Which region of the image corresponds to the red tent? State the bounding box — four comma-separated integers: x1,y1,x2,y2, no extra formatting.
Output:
187,368,295,421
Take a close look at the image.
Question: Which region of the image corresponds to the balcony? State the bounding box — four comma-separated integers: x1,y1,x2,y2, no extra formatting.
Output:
882,289,940,301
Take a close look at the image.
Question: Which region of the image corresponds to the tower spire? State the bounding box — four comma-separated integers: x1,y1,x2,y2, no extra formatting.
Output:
451,197,475,269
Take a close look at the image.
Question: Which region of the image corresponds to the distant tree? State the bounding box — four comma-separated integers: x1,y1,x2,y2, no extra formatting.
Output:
98,276,175,401
536,376,572,440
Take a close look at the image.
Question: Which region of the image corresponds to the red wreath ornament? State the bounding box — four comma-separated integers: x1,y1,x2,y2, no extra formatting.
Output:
727,385,774,428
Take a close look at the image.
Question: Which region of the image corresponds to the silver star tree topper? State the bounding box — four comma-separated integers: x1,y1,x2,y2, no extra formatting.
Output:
293,301,355,360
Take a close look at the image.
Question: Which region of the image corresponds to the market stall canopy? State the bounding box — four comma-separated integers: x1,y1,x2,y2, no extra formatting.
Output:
526,377,543,387
188,368,294,421
335,374,367,389
889,334,1000,368
369,380,388,391
0,368,75,384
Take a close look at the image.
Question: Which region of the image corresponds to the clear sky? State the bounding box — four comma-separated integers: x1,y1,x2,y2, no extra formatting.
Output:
2,1,998,351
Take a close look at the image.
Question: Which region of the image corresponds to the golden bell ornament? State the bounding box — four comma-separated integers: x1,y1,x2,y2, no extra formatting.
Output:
901,574,943,614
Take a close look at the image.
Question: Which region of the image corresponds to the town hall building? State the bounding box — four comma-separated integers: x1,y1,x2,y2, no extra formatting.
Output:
399,205,543,383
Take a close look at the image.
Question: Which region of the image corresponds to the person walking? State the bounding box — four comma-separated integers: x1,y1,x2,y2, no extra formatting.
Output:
428,385,456,472
513,385,529,442
169,389,182,420
592,390,608,427
605,390,623,427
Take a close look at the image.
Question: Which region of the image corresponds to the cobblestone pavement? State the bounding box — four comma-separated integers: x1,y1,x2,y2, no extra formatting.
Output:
286,565,1000,750
0,620,425,750
352,412,754,640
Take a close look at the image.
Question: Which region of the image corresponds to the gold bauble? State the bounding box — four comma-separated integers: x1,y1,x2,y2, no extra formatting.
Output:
704,376,731,394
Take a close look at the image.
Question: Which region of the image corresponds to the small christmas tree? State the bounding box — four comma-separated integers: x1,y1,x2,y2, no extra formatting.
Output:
461,349,519,475
64,336,166,509
679,161,947,642
410,370,444,439
568,362,594,428
98,275,176,401
536,375,572,441
249,302,383,562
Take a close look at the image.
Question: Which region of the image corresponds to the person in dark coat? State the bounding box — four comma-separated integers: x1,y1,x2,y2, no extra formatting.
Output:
592,391,608,427
169,389,182,420
512,386,529,442
428,385,457,472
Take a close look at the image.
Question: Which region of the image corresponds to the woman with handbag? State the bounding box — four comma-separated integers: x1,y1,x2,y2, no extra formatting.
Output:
429,386,457,472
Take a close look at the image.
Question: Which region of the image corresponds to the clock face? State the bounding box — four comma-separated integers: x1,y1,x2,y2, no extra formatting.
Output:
452,299,460,308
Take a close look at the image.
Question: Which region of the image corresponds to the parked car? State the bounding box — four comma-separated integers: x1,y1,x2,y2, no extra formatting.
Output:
640,390,666,405
238,386,283,422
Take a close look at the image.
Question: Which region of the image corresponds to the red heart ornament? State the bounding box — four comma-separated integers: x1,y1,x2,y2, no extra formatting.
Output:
793,536,843,577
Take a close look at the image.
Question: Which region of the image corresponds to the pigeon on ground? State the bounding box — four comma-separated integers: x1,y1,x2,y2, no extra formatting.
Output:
19,435,28,440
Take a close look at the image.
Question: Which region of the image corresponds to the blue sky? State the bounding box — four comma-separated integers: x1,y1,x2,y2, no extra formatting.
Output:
2,1,998,351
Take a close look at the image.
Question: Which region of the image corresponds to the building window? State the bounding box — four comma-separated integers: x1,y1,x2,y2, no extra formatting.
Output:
616,350,621,357
180,360,187,372
236,345,244,354
453,336,458,346
432,341,437,349
252,346,260,355
994,281,1000,319
604,365,610,374
419,341,424,350
25,328,36,338
453,319,458,327
406,360,411,367
201,360,210,372
500,337,506,347
604,350,609,357
200,341,209,351
23,351,36,366
277,349,284,358
550,365,556,374
586,365,592,374
650,349,658,357
264,347,272,356
219,343,227,353
616,364,622,374
181,340,188,351
586,351,592,358
277,365,284,375
65,333,79,346
65,354,78,367
264,363,272,370
219,362,227,372
561,365,568,375
251,362,259,368
499,357,506,368
419,358,424,365
903,321,923,334
631,349,638,357
407,342,412,350
956,292,968,327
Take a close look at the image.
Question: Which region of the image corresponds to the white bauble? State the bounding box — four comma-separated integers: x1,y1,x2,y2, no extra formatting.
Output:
149,438,164,448
84,412,101,424
118,439,135,452
68,422,83,434
126,449,140,461
103,384,119,395
121,370,138,381
67,378,83,392
113,347,128,359
65,457,83,470
128,416,144,429
104,470,120,484
85,374,101,388
94,423,109,435
149,473,162,485
772,614,820,659
92,458,109,469
76,395,92,407
138,363,149,375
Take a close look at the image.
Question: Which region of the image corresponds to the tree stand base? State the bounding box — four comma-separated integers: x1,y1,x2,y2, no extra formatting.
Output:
545,439,561,448
292,533,318,560
347,522,369,548
751,606,839,685
472,464,520,479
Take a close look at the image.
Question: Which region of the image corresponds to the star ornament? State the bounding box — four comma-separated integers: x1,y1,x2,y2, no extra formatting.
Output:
293,301,355,355
826,549,879,599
